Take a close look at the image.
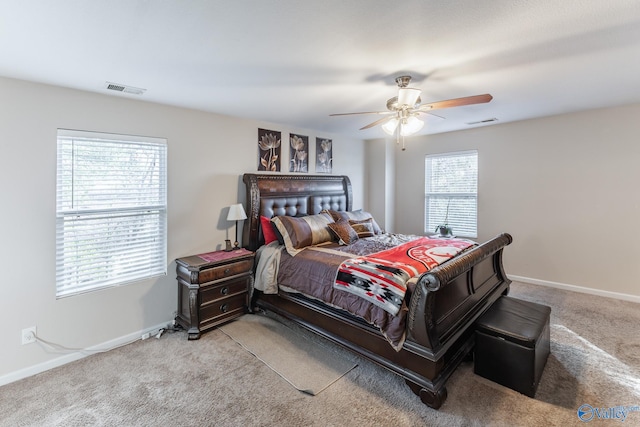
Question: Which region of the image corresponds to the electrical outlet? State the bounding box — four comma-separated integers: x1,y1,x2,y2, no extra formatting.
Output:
22,326,37,345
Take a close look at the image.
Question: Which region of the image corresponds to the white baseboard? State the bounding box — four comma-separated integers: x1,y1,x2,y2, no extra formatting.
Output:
0,321,171,387
509,275,640,304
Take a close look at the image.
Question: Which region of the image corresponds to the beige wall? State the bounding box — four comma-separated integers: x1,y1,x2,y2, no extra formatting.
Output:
0,76,366,383
391,104,640,300
364,139,395,232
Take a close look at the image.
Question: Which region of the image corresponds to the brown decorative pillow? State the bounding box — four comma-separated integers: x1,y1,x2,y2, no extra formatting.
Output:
328,220,359,245
271,212,334,256
349,218,375,238
325,209,383,234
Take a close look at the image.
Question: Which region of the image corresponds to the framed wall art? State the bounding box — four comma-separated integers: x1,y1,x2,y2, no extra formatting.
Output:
258,128,281,172
315,137,332,173
289,133,308,173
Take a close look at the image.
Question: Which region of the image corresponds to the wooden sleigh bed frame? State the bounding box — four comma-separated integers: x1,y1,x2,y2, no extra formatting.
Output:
242,173,512,409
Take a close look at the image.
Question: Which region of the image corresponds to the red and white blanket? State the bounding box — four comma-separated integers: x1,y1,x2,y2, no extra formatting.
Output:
333,237,475,316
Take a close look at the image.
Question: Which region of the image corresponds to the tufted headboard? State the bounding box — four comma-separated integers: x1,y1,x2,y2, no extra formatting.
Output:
242,173,353,251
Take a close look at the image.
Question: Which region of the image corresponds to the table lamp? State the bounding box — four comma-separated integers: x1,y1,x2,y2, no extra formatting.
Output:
226,203,247,250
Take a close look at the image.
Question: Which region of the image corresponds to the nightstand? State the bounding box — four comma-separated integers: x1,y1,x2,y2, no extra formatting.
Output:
175,249,254,340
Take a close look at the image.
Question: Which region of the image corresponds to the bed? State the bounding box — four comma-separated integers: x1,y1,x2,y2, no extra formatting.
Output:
242,173,512,409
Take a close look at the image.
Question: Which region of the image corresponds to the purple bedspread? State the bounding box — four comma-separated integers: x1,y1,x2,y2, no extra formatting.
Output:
276,233,425,350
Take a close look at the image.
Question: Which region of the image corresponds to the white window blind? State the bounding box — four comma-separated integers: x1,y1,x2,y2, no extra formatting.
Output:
56,129,167,298
425,150,478,238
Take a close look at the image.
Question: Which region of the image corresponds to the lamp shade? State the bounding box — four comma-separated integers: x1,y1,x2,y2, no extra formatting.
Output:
381,117,399,135
227,203,247,221
400,116,424,136
397,87,421,107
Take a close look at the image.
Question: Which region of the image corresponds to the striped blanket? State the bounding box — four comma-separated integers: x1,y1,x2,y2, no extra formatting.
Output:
333,237,475,316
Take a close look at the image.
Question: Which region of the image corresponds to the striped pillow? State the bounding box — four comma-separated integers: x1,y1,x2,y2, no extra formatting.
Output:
271,212,334,256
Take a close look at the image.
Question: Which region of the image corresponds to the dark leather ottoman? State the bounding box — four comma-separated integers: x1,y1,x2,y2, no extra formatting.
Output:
474,296,551,397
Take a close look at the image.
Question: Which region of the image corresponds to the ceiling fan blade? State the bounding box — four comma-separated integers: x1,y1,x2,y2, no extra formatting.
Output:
360,115,395,130
416,111,446,121
418,94,493,111
330,111,393,116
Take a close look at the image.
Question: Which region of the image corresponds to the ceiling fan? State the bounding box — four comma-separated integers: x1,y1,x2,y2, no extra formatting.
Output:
330,75,493,150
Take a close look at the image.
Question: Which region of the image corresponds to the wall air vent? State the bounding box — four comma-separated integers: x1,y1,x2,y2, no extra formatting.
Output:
105,82,146,95
467,118,498,125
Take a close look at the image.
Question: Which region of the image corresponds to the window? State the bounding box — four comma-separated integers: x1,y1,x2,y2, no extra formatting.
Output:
425,150,478,238
56,129,167,298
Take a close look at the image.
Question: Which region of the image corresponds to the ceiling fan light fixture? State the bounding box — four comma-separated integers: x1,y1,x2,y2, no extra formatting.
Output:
381,117,399,135
329,75,493,149
397,87,421,107
400,116,424,136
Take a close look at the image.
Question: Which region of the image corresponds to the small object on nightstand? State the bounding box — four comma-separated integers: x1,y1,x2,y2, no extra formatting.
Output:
175,249,254,340
224,239,232,252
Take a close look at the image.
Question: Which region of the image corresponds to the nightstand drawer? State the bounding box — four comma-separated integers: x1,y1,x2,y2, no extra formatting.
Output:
200,276,250,304
199,293,246,326
198,259,253,283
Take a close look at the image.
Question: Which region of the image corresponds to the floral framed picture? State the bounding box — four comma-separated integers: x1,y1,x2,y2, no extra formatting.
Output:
316,138,332,173
258,128,281,172
289,133,308,173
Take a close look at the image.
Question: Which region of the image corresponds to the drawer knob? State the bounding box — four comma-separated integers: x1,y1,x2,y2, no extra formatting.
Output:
220,303,228,313
220,286,229,295
224,268,231,275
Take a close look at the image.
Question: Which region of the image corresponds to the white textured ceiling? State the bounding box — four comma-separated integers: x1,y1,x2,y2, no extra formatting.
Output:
1,1,640,138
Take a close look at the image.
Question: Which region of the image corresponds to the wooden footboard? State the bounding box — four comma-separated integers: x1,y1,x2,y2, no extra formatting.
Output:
407,233,513,356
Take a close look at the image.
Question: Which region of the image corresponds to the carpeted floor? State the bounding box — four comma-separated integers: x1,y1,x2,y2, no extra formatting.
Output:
0,281,639,426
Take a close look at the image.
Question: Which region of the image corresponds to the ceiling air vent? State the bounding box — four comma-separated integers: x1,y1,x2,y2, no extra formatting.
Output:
467,118,498,125
105,82,146,95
